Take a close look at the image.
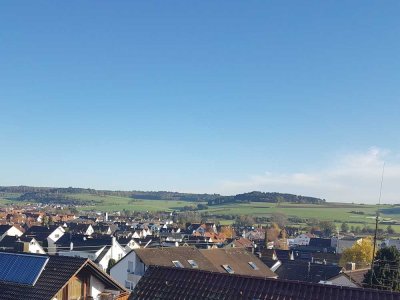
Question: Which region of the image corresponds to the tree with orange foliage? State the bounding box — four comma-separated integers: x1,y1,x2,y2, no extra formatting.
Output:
220,226,235,239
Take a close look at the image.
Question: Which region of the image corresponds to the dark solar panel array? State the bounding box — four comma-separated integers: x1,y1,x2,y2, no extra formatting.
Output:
0,252,49,285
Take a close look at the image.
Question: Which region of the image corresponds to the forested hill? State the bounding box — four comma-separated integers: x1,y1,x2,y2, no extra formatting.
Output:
207,191,326,205
0,186,325,205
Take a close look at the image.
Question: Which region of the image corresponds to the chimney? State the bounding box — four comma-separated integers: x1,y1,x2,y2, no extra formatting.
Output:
345,262,356,271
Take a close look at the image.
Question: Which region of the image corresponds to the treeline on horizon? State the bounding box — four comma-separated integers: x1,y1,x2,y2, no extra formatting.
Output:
0,186,326,205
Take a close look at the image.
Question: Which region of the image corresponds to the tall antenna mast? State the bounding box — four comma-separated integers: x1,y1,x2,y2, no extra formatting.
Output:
370,161,385,287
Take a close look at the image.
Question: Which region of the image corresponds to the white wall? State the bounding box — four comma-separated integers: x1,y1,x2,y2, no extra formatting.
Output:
90,275,105,299
28,239,46,254
110,251,146,291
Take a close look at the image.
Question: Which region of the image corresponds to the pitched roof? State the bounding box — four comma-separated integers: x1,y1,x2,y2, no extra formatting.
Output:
0,225,12,235
200,248,276,278
309,238,332,248
0,252,126,300
129,265,400,300
342,268,369,287
274,260,343,283
55,234,112,251
134,246,218,271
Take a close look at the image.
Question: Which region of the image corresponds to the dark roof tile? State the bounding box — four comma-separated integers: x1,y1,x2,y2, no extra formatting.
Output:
130,266,400,300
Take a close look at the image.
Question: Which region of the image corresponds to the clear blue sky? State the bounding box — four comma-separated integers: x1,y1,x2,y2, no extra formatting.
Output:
1,2,400,202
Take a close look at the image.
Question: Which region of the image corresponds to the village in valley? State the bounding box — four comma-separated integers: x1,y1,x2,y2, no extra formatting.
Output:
2,1,399,299
1,186,400,299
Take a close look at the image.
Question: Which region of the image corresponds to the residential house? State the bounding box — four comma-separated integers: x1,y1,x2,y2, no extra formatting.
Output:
0,235,46,254
381,238,400,251
331,236,364,254
67,223,95,236
0,251,128,300
199,248,276,278
328,268,369,288
0,225,24,241
110,246,217,290
110,246,276,291
23,225,65,254
274,260,343,283
56,235,127,272
289,233,314,247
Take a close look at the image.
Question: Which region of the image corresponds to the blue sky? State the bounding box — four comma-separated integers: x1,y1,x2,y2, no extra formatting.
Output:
1,2,400,202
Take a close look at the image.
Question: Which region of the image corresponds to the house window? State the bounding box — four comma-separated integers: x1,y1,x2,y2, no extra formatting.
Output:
125,280,132,289
248,262,259,270
187,260,198,268
222,264,234,274
172,260,184,268
128,261,134,273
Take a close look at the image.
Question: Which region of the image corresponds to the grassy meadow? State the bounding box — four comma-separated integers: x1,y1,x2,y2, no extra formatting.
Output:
1,191,400,230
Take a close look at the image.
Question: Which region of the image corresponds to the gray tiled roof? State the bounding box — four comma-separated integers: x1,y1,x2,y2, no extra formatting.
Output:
130,266,400,300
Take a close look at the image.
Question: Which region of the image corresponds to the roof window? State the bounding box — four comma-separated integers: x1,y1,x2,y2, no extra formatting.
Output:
248,261,259,270
222,264,234,274
172,260,184,268
187,260,198,268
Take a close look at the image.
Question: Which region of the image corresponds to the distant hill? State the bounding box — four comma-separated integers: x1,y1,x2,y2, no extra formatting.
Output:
207,191,325,206
0,186,325,205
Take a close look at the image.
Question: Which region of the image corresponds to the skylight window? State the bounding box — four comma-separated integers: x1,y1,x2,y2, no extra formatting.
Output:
222,264,234,274
248,262,259,270
172,260,184,268
187,260,198,268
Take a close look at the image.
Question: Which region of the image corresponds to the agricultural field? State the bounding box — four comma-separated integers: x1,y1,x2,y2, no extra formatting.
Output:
203,202,400,230
1,190,400,230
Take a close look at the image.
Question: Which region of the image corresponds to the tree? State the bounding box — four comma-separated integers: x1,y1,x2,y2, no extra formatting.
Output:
106,258,117,274
234,215,255,227
363,246,400,291
270,212,287,228
387,225,395,235
319,221,336,237
264,226,269,248
220,226,235,238
340,237,374,269
341,222,349,233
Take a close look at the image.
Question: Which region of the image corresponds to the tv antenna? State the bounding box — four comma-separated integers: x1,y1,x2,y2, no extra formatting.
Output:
370,161,385,286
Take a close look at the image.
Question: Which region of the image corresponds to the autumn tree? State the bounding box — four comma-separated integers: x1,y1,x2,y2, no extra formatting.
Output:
220,226,235,238
340,237,374,268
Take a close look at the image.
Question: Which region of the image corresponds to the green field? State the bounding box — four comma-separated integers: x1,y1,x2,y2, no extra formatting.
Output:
1,192,400,230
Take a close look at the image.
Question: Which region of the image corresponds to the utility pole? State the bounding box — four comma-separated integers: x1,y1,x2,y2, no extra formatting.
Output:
370,162,385,287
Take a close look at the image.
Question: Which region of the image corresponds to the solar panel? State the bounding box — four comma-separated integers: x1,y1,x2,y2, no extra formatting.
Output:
0,252,49,285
